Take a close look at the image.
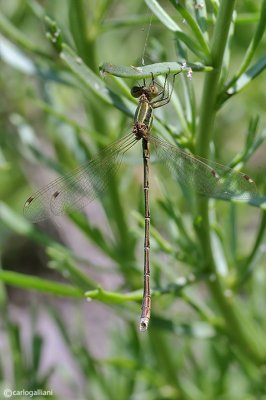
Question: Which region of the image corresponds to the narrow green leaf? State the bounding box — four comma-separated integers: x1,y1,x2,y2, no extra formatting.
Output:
238,212,266,286
149,330,181,390
169,80,193,136
32,334,43,373
223,54,266,100
68,211,116,260
229,119,266,170
85,287,143,303
8,323,24,383
102,14,158,30
132,210,174,254
145,0,181,31
152,316,217,338
68,0,93,68
0,11,49,58
0,36,69,84
48,306,73,346
194,0,209,38
181,72,197,135
47,246,96,290
159,198,196,249
168,0,210,58
0,202,65,251
219,10,236,85
60,44,133,116
209,0,219,14
34,99,93,135
100,61,212,79
228,203,237,264
224,0,266,91
235,13,261,24
145,0,207,57
242,0,266,64
210,229,229,276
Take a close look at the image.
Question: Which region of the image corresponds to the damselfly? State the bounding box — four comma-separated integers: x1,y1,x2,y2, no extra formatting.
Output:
24,73,257,331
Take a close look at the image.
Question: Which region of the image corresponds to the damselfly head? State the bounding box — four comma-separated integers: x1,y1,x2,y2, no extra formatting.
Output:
131,81,160,100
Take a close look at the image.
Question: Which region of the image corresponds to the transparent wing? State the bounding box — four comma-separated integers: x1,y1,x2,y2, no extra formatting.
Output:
149,135,257,200
24,132,138,222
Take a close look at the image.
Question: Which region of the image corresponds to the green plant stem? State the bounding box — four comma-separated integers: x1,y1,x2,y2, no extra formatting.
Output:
207,279,266,363
197,0,235,156
0,271,84,297
0,11,50,60
196,0,266,364
69,0,97,71
238,211,266,286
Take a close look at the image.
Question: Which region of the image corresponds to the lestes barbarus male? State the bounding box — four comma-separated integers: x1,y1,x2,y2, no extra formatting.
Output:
24,73,257,331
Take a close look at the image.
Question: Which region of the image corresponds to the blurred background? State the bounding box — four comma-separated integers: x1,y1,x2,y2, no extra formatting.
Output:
0,0,266,399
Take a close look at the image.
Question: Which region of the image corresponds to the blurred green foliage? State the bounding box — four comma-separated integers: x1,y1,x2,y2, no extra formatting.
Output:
1,0,266,399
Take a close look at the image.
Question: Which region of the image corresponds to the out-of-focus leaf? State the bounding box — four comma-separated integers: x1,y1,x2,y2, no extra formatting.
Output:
168,0,210,57
224,0,266,91
145,0,207,57
0,11,49,58
194,0,209,37
68,0,92,68
32,334,43,375
220,54,266,103
60,44,134,116
0,36,35,74
145,0,181,31
0,202,55,246
153,316,217,338
47,246,96,290
210,229,228,276
0,270,84,297
238,212,266,286
68,210,117,260
0,37,71,84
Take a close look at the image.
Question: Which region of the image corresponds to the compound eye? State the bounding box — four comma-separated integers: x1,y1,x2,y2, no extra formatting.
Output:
131,86,143,98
